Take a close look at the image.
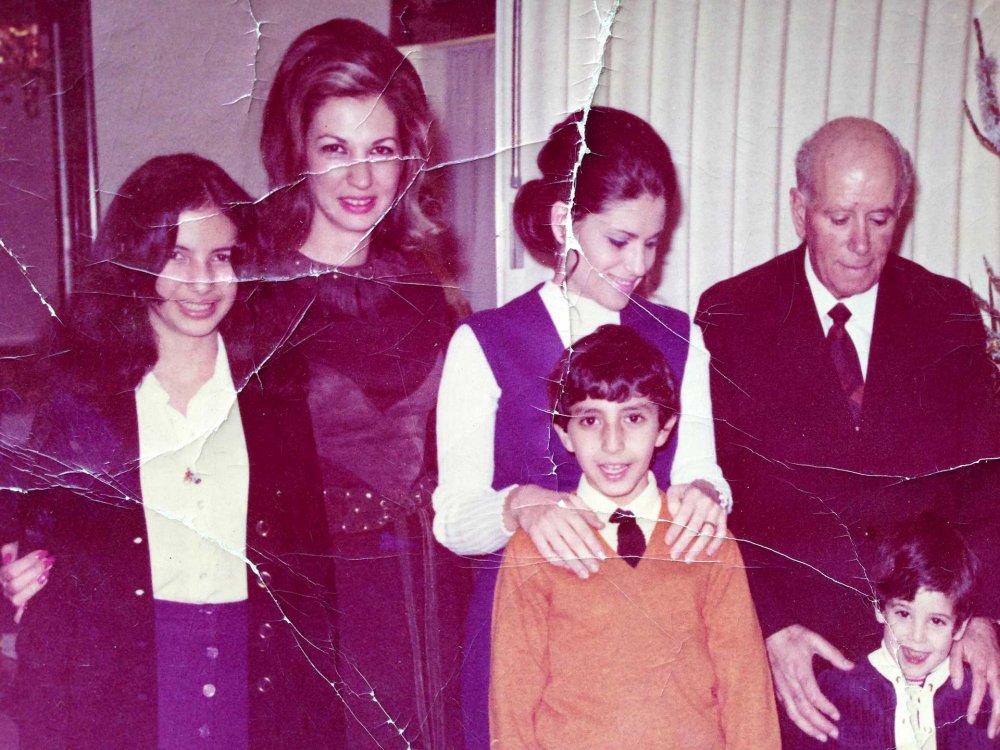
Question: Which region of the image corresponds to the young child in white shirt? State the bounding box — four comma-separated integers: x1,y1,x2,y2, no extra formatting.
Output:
794,514,995,749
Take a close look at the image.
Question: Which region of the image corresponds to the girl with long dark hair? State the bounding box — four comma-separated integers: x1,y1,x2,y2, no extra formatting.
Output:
4,154,341,750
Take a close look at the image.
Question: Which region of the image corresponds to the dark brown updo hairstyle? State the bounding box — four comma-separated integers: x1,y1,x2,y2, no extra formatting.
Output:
513,106,678,262
65,153,253,391
259,18,441,257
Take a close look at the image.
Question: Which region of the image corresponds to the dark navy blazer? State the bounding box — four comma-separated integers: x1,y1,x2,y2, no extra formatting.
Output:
12,365,344,750
791,658,996,749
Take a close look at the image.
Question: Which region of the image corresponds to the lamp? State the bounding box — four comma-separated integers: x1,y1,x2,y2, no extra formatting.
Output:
0,23,51,118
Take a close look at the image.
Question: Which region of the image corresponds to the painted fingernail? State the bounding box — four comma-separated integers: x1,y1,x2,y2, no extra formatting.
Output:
36,550,49,560
1,554,11,566
37,573,48,586
43,557,54,571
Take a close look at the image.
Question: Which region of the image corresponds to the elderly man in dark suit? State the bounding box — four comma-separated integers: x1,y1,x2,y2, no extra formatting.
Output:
696,117,1000,744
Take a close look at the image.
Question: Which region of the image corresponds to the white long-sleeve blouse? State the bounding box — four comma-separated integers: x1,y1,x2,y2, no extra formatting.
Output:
432,282,731,556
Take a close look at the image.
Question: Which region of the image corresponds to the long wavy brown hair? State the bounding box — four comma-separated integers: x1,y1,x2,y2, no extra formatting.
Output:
259,18,443,259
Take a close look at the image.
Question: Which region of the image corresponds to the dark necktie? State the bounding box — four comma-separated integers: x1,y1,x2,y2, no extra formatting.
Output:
827,303,865,427
609,509,645,568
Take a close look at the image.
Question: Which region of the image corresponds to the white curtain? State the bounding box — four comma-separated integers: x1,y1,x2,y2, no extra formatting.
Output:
495,0,1000,313
406,36,497,312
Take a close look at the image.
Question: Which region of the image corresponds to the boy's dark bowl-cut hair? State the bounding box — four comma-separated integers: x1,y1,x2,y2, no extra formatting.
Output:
873,512,979,625
549,324,679,429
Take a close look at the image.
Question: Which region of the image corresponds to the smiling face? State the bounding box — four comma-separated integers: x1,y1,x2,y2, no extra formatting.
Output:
877,587,967,684
791,129,903,299
551,194,667,311
304,95,404,264
150,208,238,346
555,396,676,506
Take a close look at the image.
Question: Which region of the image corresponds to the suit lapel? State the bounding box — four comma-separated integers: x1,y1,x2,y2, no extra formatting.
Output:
862,257,908,423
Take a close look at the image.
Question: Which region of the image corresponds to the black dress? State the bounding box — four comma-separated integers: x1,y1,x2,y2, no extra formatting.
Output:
255,247,469,749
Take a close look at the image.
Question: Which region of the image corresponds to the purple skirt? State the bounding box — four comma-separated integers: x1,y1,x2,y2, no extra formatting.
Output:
153,598,248,750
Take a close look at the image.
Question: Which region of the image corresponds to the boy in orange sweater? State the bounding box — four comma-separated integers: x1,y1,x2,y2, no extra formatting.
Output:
489,324,780,749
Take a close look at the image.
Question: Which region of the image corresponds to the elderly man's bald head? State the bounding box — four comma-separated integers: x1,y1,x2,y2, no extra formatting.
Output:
795,118,914,210
789,117,913,298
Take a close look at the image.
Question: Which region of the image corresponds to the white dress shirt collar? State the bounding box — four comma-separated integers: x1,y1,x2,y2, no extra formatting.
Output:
539,280,620,346
137,337,237,429
803,247,879,379
869,642,949,750
576,472,661,551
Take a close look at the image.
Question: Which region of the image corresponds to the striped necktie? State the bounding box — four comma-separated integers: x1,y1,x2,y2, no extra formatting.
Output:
827,303,865,428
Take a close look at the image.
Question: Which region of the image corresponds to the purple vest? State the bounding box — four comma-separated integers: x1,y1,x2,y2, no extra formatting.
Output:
466,285,690,494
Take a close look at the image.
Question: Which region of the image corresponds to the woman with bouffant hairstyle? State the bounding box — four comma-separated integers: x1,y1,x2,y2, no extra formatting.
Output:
258,17,439,259
252,18,467,750
433,107,732,749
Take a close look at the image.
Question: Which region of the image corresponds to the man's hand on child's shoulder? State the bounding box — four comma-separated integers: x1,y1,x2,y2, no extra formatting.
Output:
767,624,854,743
950,616,1000,738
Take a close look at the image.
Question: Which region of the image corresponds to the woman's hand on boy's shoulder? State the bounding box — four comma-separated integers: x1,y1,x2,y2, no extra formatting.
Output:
505,485,606,580
950,616,1000,738
665,480,728,562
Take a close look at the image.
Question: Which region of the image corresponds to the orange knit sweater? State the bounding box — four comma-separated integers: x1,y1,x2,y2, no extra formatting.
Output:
490,494,780,749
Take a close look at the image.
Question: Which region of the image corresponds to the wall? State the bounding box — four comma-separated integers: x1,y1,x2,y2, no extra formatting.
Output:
89,0,391,202
87,1,496,311
496,0,1000,311
0,81,59,350
406,36,497,311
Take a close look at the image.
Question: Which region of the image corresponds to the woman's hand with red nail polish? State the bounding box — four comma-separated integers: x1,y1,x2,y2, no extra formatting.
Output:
1,542,53,624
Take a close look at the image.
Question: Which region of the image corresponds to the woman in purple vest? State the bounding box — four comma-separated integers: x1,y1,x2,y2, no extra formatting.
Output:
433,106,733,749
